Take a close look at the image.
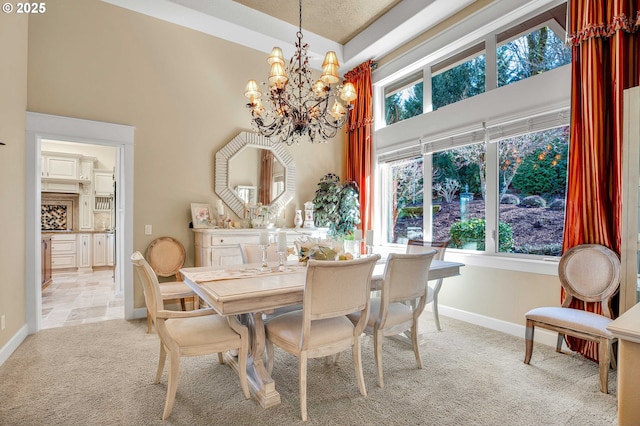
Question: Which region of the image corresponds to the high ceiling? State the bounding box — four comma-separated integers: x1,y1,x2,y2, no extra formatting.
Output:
102,0,477,71
232,0,402,45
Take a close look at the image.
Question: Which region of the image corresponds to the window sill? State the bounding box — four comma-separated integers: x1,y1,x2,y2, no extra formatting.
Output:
376,244,559,276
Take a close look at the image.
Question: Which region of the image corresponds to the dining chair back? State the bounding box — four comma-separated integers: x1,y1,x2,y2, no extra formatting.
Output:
144,237,198,333
132,252,250,419
524,244,620,393
265,254,380,421
348,251,437,388
239,243,279,264
406,240,449,330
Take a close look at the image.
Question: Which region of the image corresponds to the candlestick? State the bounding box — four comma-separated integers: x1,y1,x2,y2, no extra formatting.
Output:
365,230,373,246
277,232,287,252
216,199,224,216
259,230,269,246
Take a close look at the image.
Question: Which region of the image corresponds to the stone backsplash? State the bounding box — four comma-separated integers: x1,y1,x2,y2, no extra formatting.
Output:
41,204,69,230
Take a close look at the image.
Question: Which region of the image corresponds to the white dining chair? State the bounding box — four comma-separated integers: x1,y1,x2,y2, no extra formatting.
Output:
348,251,436,388
131,252,250,420
265,255,380,421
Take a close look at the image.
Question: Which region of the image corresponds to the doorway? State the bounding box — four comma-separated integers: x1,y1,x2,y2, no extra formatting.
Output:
26,112,136,334
40,140,121,329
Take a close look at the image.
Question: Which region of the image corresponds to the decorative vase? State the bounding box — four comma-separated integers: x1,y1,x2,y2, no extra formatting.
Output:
294,210,303,228
303,201,315,228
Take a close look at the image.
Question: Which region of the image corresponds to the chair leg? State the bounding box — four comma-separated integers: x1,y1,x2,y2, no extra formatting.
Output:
193,295,199,310
556,333,565,353
162,353,180,420
147,309,152,334
353,336,367,397
374,330,384,388
524,319,534,364
598,338,610,394
432,279,443,331
411,321,423,369
155,343,166,383
217,353,224,365
299,353,308,422
179,298,186,311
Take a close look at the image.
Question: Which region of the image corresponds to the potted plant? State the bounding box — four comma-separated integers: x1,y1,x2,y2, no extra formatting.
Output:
312,173,360,238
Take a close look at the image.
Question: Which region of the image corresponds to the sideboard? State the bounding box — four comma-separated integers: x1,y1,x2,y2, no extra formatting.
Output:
192,228,326,267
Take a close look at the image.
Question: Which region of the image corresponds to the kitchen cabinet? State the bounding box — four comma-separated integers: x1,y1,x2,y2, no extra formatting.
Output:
41,153,79,180
107,233,115,266
79,157,95,182
41,234,52,289
621,86,640,312
51,234,77,270
79,194,93,230
93,233,107,267
94,170,114,196
77,233,92,271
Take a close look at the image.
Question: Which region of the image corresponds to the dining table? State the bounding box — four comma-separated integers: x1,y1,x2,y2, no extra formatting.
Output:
180,257,464,409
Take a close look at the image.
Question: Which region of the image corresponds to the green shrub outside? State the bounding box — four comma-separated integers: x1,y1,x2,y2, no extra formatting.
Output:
398,206,424,219
511,142,568,197
449,218,514,252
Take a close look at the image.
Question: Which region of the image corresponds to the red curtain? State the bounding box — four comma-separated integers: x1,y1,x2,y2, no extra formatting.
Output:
344,60,374,233
562,0,639,361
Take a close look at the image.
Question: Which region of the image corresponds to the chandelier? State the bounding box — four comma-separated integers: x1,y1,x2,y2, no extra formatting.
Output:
244,0,357,145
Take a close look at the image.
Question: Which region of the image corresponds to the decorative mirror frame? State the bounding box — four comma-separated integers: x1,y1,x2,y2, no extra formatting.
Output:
215,131,296,218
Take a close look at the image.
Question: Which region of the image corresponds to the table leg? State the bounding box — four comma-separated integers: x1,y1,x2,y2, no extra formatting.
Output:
224,313,281,408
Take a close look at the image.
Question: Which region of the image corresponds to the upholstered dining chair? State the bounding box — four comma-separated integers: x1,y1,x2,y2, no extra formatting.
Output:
406,240,450,330
348,251,437,388
131,252,250,420
239,243,279,264
265,254,380,421
145,237,198,333
524,244,620,394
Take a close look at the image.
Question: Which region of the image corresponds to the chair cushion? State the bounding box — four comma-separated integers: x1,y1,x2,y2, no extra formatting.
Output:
349,298,413,329
265,310,355,348
166,314,240,348
525,307,614,338
159,281,194,299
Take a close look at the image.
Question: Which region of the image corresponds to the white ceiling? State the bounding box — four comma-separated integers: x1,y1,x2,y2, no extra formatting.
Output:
101,0,477,72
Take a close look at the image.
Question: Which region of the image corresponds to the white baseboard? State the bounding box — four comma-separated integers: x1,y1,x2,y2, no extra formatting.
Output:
0,325,29,368
438,305,566,349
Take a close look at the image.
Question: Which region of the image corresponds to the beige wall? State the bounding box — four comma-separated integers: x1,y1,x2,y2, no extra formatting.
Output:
26,0,343,308
0,13,28,349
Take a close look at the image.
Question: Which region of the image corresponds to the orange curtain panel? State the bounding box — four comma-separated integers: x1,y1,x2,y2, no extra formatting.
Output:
563,0,639,361
344,60,374,233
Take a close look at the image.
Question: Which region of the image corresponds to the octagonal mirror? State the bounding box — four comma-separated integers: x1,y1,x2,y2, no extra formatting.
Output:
215,131,296,218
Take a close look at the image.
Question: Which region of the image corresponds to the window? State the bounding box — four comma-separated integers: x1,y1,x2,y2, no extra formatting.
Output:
384,73,423,125
498,127,569,255
497,26,571,88
432,53,485,110
432,143,486,251
381,156,424,243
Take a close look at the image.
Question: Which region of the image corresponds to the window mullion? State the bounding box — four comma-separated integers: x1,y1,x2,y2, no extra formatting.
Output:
485,137,499,253
423,153,434,240
485,35,497,91
423,66,433,113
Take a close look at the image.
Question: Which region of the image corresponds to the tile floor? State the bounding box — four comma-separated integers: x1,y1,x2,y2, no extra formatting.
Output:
41,269,124,329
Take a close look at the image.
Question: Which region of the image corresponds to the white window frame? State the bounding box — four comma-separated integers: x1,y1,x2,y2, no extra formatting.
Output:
372,0,569,275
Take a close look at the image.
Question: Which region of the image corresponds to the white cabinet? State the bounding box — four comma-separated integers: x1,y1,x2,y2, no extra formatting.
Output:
41,153,78,180
192,228,321,267
77,233,92,270
107,233,115,266
79,157,95,182
79,194,93,230
93,233,107,267
94,170,114,195
51,234,77,270
621,86,640,312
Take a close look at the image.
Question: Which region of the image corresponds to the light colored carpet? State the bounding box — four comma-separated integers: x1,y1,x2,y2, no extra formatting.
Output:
0,315,617,425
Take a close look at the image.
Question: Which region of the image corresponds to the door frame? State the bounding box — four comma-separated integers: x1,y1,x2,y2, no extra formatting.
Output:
25,112,135,333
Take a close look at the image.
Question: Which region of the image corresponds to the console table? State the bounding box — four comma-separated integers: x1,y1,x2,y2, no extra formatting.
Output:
192,228,326,267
